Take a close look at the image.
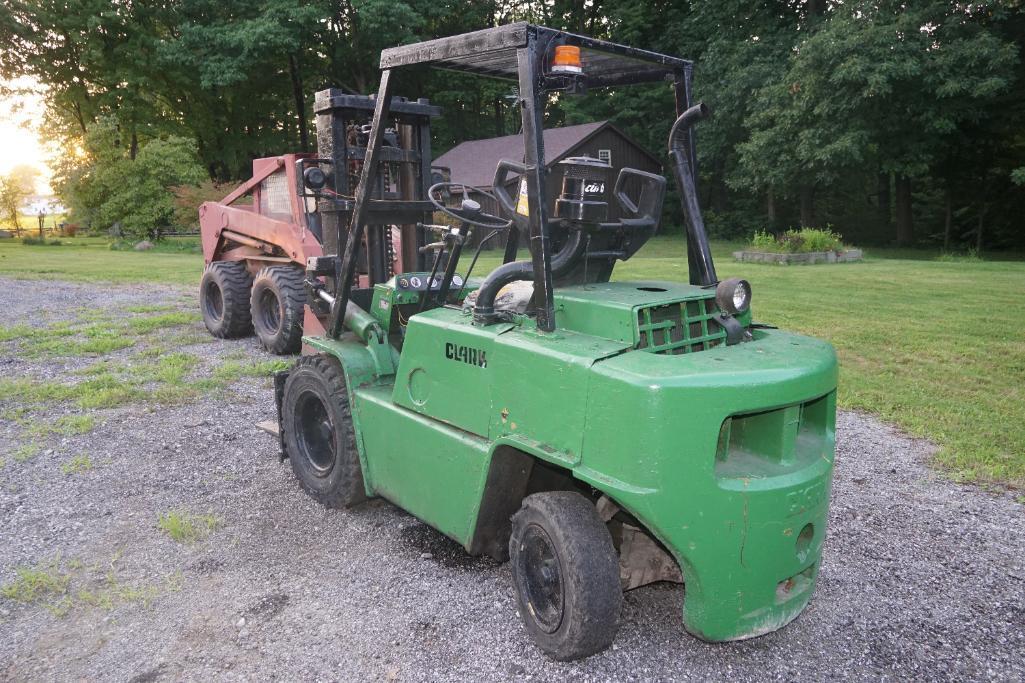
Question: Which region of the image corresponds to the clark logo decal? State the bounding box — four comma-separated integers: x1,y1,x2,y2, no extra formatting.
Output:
445,342,487,368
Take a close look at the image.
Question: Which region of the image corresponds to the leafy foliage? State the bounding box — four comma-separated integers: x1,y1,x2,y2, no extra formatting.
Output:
56,117,205,239
749,228,846,254
2,1,1024,247
0,167,37,232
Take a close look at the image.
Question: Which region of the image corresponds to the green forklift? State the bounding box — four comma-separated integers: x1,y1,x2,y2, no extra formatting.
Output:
275,23,837,660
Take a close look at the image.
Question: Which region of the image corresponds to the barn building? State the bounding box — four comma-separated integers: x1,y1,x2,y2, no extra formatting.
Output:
432,121,662,248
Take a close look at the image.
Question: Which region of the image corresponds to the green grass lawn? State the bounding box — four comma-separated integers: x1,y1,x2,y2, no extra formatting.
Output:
1,234,1022,488
0,236,203,285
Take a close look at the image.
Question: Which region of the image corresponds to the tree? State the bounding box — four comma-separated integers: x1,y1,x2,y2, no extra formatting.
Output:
0,165,38,234
736,1,1017,243
93,135,206,238
54,116,204,238
0,172,28,233
5,0,1025,247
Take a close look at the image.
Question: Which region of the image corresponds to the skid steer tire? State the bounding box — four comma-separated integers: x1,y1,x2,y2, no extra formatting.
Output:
509,491,623,661
200,261,253,338
281,354,366,508
251,266,306,354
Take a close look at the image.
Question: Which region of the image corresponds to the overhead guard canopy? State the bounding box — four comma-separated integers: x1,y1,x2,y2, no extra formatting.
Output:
379,22,692,87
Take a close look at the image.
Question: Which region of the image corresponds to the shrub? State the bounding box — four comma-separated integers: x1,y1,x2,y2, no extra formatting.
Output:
747,227,845,253
751,230,777,250
799,228,845,252
21,236,63,246
936,247,984,263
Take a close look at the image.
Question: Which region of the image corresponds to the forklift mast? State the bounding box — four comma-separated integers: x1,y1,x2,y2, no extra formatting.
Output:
309,91,440,307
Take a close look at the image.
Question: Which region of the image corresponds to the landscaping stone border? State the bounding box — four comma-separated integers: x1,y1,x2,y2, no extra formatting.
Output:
733,248,863,264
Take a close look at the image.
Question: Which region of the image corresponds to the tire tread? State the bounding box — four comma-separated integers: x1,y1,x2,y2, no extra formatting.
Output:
200,261,253,338
510,491,622,660
281,354,366,508
251,266,306,354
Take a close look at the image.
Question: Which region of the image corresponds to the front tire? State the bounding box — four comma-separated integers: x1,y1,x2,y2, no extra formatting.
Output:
509,491,622,660
281,354,366,508
200,261,253,338
251,266,306,354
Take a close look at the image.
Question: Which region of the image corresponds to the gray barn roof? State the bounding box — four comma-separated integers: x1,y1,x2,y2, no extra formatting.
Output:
433,121,611,188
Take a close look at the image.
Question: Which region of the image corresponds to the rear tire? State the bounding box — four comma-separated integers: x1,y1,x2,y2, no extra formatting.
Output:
251,266,306,354
509,491,622,661
281,354,366,508
200,261,253,338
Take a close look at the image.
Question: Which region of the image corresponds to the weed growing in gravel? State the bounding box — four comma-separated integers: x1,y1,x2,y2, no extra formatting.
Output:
77,572,160,609
61,455,94,475
175,332,217,345
0,375,142,410
0,324,36,342
128,352,200,385
0,323,79,343
12,443,40,463
1,552,178,616
127,311,199,333
124,304,177,314
12,320,135,359
2,349,285,429
213,359,291,382
158,511,222,544
73,376,145,409
3,309,199,361
26,414,97,438
1,562,71,603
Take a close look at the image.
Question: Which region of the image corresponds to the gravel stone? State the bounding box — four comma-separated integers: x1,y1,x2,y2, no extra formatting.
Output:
0,277,1023,681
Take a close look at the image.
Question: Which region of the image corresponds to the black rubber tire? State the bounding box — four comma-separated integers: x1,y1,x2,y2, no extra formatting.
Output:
250,266,306,354
509,491,622,660
200,261,253,338
281,354,366,508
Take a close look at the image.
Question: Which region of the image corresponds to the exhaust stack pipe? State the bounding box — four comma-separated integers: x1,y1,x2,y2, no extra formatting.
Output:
669,103,717,287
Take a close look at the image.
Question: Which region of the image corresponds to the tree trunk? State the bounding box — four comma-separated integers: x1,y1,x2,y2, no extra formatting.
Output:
877,171,891,236
766,187,776,225
289,54,310,152
976,203,987,253
895,175,914,246
799,184,816,227
711,178,728,213
130,131,138,161
943,188,952,251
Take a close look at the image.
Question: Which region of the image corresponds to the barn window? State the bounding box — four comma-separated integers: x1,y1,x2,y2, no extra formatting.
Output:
598,149,612,164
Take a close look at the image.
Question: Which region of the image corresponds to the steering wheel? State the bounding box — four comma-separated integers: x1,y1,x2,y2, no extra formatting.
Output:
428,182,514,230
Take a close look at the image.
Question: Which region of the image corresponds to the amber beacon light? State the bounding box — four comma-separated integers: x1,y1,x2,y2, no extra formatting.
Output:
551,45,583,74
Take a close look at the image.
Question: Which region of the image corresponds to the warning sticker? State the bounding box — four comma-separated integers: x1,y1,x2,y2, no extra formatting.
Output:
515,177,530,216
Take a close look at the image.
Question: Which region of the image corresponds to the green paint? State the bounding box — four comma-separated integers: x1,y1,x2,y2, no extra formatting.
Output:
305,274,837,642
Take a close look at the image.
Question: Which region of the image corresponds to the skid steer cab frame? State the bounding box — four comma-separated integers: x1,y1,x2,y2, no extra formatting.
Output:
275,23,838,661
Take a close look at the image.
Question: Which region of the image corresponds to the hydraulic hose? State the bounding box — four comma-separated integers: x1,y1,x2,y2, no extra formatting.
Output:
669,102,718,286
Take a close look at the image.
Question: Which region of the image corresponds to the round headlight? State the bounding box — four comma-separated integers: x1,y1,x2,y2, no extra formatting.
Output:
715,278,751,315
303,166,327,190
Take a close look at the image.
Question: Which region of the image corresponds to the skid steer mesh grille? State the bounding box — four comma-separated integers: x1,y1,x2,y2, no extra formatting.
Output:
635,297,726,354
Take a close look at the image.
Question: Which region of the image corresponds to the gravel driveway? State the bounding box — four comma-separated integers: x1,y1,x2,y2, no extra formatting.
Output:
0,277,1022,681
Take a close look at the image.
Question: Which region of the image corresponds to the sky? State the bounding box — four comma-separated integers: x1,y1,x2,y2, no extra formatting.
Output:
0,76,53,195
